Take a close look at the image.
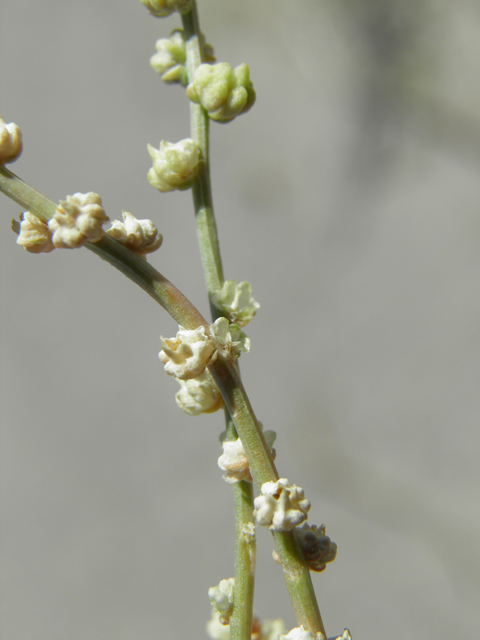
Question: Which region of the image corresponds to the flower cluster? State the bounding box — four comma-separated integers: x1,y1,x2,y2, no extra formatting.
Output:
253,479,310,532
48,192,109,248
150,29,215,85
206,609,286,640
175,369,224,415
0,116,22,164
16,212,54,254
147,138,200,192
280,626,326,640
140,0,194,17
211,280,260,327
187,62,256,122
106,211,163,257
159,325,216,380
296,523,337,572
208,578,235,625
218,428,276,484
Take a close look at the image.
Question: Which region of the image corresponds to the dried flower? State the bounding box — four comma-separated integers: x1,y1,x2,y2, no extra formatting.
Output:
106,211,163,256
208,578,235,625
139,0,194,17
16,212,54,253
218,430,276,484
48,192,109,248
187,62,256,122
159,325,215,380
0,116,22,164
150,29,215,85
175,369,224,415
147,138,200,192
253,479,310,531
210,317,250,357
211,280,260,327
296,523,337,572
280,626,326,640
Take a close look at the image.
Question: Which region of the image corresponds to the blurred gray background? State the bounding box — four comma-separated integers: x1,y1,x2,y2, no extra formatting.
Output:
1,1,479,638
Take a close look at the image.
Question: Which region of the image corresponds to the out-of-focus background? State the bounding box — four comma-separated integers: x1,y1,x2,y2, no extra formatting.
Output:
1,1,479,638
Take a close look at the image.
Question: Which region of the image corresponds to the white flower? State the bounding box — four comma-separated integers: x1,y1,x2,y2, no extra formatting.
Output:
159,325,215,380
253,479,310,532
175,369,224,415
140,0,194,17
218,430,276,484
106,211,163,256
0,116,22,164
296,523,337,573
329,632,351,640
48,192,109,248
210,317,250,357
280,627,326,640
211,280,260,327
16,212,55,253
208,578,235,625
206,609,231,640
147,138,200,192
186,62,256,122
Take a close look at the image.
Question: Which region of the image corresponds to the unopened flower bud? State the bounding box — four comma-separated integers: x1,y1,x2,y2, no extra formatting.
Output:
253,479,310,532
0,116,22,164
296,523,337,572
16,212,55,253
208,578,234,625
175,369,224,415
147,138,200,192
106,211,163,256
159,325,215,380
150,29,215,85
187,62,256,122
48,193,109,248
140,0,194,17
211,280,260,327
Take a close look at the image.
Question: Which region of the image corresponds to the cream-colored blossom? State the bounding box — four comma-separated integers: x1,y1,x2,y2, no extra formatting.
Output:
187,62,256,122
16,212,55,254
218,430,276,484
206,609,231,640
329,632,351,640
253,479,310,532
210,317,250,357
175,369,224,415
296,523,337,572
211,280,260,327
150,29,215,85
106,211,162,256
48,192,109,248
208,578,235,625
0,116,22,164
147,138,200,192
280,627,326,640
159,325,215,380
140,0,194,17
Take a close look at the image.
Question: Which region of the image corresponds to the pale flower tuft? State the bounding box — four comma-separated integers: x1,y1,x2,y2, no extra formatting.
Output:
147,138,200,192
106,211,163,256
175,369,224,415
280,626,326,640
253,479,310,531
211,280,260,327
218,430,276,484
16,212,55,253
0,116,22,164
48,192,109,248
210,317,250,357
208,578,235,625
159,325,215,380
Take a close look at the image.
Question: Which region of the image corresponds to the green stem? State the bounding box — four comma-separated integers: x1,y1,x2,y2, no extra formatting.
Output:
182,6,224,300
